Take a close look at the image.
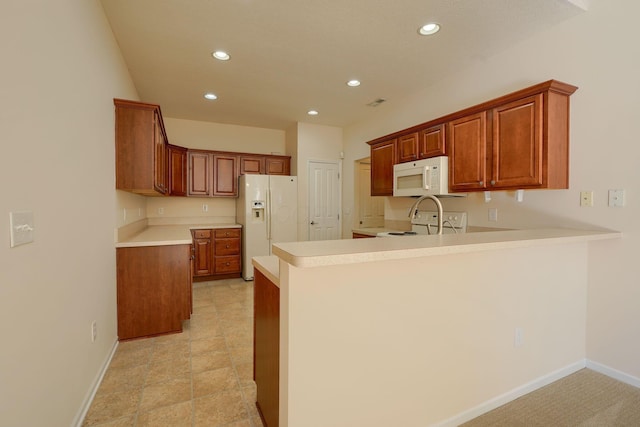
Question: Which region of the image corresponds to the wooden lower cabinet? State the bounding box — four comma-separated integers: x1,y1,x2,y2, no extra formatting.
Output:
116,244,192,341
192,228,242,279
353,232,375,239
253,268,280,427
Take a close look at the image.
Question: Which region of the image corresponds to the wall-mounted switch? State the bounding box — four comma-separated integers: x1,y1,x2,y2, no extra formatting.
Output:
10,211,35,248
488,208,498,222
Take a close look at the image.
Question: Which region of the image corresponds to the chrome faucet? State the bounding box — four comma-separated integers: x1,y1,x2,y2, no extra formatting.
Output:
408,195,444,235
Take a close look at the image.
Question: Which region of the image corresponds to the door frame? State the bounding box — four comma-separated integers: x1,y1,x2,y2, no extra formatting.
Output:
307,158,342,240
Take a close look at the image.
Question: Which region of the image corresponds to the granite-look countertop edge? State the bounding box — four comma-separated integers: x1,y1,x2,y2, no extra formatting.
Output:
272,228,622,268
116,224,242,248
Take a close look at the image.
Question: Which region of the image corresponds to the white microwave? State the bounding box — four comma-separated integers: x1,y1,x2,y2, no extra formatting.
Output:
393,156,453,197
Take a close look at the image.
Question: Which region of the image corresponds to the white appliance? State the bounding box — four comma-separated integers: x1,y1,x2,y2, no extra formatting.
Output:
376,211,467,236
237,174,298,280
393,156,453,197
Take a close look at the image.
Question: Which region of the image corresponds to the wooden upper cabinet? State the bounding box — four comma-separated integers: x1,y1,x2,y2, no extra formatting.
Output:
491,94,543,189
265,155,291,175
448,112,489,192
213,154,238,197
368,79,577,194
114,99,168,196
168,144,187,196
188,151,238,197
187,151,212,197
370,139,396,196
397,133,419,163
240,155,265,175
419,124,446,158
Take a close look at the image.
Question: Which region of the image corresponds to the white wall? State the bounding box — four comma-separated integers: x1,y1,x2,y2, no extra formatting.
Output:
292,123,343,240
342,1,640,380
164,117,285,153
280,242,590,426
0,0,139,425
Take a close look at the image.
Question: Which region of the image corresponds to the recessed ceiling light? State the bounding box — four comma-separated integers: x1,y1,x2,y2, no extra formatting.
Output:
212,51,230,61
347,79,361,87
307,110,319,116
418,23,440,36
204,93,218,100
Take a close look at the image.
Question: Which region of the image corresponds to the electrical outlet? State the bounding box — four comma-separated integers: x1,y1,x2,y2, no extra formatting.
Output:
514,327,523,347
158,207,164,215
488,208,498,222
203,204,209,212
580,191,594,207
608,189,625,207
91,321,97,343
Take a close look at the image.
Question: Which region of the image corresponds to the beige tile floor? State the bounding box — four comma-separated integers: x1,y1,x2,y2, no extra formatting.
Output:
83,278,263,427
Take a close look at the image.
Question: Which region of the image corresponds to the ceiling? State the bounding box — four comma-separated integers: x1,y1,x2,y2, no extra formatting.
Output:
100,0,586,131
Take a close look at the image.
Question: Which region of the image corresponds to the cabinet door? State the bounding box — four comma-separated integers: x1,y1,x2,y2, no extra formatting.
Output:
115,99,167,196
491,94,543,189
192,230,213,276
265,156,291,175
168,145,187,196
116,245,191,340
213,154,238,197
448,112,488,192
153,111,168,194
240,155,265,175
419,124,446,158
188,151,212,196
370,139,397,196
397,133,419,163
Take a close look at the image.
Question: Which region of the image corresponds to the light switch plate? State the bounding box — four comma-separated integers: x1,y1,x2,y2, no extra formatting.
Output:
10,211,35,247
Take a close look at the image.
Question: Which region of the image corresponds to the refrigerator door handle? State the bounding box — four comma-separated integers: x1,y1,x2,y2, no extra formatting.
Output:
266,187,272,241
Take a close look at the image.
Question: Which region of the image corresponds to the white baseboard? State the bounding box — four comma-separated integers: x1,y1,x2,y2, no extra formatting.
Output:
71,339,119,427
431,360,587,427
586,359,640,389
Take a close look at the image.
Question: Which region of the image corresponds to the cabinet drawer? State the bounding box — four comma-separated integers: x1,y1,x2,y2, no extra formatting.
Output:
214,228,241,239
215,256,241,273
215,238,240,255
193,229,212,239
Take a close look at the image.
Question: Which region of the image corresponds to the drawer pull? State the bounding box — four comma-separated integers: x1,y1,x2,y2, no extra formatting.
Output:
225,245,230,249
225,262,230,266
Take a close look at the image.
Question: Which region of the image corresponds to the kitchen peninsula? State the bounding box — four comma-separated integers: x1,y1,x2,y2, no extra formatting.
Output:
115,223,241,340
253,228,620,427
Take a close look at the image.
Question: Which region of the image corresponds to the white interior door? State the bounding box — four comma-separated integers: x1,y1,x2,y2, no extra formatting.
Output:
309,160,341,241
357,162,385,228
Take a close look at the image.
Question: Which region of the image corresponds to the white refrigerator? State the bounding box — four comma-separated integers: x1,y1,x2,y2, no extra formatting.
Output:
237,174,298,280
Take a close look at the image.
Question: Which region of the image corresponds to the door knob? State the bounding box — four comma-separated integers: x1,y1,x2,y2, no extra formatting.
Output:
310,221,317,225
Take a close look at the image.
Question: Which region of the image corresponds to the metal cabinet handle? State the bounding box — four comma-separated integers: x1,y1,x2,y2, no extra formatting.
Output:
225,245,230,249
479,181,484,186
225,262,230,266
490,180,496,186
310,221,316,225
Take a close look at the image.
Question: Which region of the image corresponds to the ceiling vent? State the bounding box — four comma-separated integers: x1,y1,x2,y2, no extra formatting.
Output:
366,98,386,107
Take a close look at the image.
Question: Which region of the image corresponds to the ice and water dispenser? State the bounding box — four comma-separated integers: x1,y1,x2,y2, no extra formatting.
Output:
251,200,266,223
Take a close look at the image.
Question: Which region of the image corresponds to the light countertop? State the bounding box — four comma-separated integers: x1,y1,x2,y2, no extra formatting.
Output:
252,255,280,286
116,224,241,248
272,228,621,268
